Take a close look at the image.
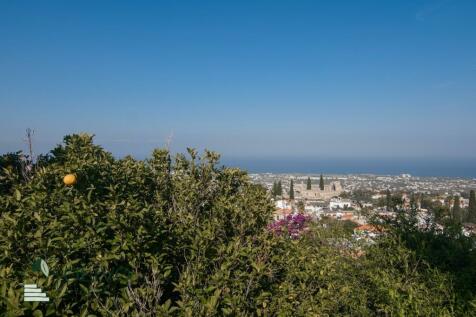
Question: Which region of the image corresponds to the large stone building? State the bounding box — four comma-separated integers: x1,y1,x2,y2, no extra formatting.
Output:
294,181,343,201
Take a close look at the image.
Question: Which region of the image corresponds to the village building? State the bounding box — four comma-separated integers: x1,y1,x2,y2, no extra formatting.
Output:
273,208,293,220
293,181,343,201
329,197,352,210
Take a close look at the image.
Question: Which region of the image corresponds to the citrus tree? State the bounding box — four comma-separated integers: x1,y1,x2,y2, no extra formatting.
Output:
0,134,273,316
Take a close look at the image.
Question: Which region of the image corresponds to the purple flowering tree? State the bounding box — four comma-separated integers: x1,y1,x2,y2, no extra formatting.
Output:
268,213,311,238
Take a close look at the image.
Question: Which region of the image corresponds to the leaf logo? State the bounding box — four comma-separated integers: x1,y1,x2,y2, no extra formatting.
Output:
32,258,49,277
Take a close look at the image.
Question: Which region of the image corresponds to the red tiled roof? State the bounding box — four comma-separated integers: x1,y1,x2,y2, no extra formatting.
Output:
274,208,292,215
355,224,382,232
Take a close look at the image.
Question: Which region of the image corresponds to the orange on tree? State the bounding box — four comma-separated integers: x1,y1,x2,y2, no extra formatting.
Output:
63,173,77,186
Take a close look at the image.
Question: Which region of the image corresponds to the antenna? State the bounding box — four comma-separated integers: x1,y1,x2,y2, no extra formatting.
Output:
24,128,35,163
166,131,174,151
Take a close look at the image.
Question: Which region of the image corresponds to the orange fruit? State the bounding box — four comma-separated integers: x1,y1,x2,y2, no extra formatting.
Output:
63,174,77,186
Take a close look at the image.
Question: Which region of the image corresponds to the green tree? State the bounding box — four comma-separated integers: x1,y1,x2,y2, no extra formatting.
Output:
319,174,324,190
351,189,372,203
433,205,450,224
0,151,24,195
468,190,476,223
306,177,311,190
289,179,294,200
453,195,462,223
277,180,283,196
272,181,278,198
386,189,392,211
410,193,416,208
0,134,274,316
378,209,476,316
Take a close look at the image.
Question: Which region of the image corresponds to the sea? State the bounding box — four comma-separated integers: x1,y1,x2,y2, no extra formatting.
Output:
220,157,476,179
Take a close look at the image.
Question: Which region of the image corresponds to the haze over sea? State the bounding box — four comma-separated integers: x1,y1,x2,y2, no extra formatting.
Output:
221,157,476,179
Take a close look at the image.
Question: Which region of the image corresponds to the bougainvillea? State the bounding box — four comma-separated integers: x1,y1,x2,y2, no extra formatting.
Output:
268,213,311,238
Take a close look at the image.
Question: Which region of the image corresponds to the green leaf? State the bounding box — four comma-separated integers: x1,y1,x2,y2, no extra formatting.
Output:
79,284,89,295
57,283,68,297
80,306,88,317
32,310,43,317
14,189,21,201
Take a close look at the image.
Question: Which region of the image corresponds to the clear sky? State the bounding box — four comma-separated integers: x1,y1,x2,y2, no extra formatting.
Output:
1,0,475,159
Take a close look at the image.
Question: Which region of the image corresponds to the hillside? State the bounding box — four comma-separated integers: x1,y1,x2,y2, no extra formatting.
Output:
1,134,474,316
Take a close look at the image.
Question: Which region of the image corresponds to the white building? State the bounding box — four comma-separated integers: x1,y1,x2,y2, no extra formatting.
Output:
329,198,352,210
275,199,291,209
460,198,470,208
304,205,323,218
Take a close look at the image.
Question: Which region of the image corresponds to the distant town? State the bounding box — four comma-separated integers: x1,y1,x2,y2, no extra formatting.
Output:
250,173,476,238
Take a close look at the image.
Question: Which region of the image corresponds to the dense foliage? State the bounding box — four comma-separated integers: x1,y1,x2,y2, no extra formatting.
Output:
380,209,476,315
0,134,474,316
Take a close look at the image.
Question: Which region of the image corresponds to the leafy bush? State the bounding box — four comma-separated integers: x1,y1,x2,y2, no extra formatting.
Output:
379,209,476,315
0,134,273,316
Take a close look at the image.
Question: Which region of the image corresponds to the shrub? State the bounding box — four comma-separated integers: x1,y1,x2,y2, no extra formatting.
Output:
0,134,273,316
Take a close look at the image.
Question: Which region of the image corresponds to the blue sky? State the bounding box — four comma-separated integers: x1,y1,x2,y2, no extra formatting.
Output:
1,0,475,159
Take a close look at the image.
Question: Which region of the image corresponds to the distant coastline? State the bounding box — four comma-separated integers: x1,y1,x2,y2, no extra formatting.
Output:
221,157,476,179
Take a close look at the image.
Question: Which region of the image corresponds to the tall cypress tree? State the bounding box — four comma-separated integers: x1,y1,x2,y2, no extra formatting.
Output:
271,181,277,198
453,195,462,223
386,190,392,211
319,174,324,190
289,179,294,200
468,190,476,223
277,181,282,196
306,177,311,190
